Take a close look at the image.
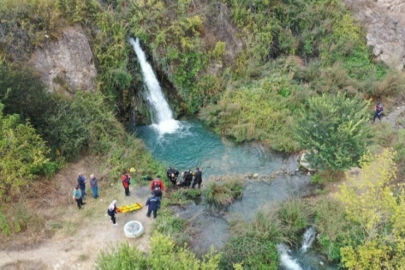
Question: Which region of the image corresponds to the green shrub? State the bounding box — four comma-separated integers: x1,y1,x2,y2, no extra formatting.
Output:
96,233,222,270
0,202,46,236
312,198,364,261
277,199,312,244
0,104,51,202
294,92,372,171
200,73,302,151
203,179,243,208
0,62,57,132
220,210,283,270
96,242,147,270
0,211,11,236
154,212,186,237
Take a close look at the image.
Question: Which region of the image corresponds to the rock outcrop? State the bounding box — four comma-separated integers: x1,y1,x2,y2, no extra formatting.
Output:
344,0,405,70
29,26,97,93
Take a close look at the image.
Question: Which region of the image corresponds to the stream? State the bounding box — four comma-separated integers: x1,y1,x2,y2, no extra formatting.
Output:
130,37,338,269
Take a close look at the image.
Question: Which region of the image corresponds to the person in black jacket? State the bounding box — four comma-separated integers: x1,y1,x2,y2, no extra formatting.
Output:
192,167,202,189
177,170,193,187
146,192,161,219
167,167,179,186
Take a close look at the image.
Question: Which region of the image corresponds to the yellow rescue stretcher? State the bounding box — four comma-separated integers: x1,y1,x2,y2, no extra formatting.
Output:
116,202,143,213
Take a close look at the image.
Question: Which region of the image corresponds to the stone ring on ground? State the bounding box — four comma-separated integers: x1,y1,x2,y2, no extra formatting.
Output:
124,220,144,238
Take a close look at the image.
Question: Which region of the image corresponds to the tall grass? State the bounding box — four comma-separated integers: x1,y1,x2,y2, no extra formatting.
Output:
276,198,312,245
312,198,364,261
203,178,243,208
220,210,283,270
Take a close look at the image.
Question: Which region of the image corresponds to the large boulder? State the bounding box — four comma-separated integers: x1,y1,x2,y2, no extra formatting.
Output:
29,26,97,93
344,0,405,70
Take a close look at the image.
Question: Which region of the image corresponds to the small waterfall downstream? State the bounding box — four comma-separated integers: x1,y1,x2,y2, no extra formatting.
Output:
278,227,319,270
129,37,179,134
300,227,316,253
277,244,304,270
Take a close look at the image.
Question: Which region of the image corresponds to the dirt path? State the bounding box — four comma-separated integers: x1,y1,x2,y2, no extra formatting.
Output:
381,103,405,129
0,159,156,270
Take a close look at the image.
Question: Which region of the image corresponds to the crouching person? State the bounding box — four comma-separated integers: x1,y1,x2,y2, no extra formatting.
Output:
146,192,161,219
108,200,118,226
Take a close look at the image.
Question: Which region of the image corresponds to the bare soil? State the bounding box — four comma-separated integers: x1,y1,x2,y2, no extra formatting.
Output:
0,158,155,270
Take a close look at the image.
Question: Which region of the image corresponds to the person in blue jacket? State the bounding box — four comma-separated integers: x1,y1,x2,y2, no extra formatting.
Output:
77,173,86,199
373,102,384,123
146,192,161,219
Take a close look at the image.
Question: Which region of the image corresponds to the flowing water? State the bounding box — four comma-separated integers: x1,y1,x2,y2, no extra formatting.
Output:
129,37,179,134
278,228,338,270
131,38,338,269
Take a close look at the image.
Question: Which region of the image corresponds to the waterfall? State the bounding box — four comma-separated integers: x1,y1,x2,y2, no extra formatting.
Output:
277,228,317,270
277,244,303,270
300,227,316,253
129,37,179,134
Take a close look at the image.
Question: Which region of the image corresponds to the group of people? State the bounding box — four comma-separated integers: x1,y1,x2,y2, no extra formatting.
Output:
72,173,99,210
166,167,202,189
73,166,202,225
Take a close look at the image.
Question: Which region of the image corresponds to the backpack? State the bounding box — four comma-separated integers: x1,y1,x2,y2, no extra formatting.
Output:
153,180,162,189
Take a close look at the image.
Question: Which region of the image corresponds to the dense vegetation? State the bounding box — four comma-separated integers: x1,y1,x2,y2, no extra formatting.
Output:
1,0,405,269
96,233,223,270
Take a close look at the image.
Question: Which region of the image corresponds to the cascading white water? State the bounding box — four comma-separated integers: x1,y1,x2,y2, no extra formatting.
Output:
277,227,317,270
277,244,303,270
129,37,179,134
300,227,316,253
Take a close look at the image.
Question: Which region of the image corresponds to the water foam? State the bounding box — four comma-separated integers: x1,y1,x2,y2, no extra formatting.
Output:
277,244,303,270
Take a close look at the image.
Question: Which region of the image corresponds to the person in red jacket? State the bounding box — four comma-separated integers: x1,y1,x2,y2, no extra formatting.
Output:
150,175,165,191
121,171,131,196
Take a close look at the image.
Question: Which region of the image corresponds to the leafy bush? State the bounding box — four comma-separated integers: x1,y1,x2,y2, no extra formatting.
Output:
200,73,302,151
294,92,372,171
0,104,51,202
336,149,405,269
313,198,364,261
96,233,222,270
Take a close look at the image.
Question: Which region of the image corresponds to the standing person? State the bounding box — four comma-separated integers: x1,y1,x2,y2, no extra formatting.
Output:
77,173,86,199
192,167,202,189
121,171,131,196
90,174,99,199
146,192,161,219
107,200,118,225
72,185,85,209
373,102,384,123
150,175,165,191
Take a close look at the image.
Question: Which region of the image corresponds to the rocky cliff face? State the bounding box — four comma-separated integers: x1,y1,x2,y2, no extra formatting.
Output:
344,0,405,70
29,26,97,93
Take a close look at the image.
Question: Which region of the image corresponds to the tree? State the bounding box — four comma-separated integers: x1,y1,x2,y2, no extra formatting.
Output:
0,104,50,201
294,92,371,171
336,149,405,269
